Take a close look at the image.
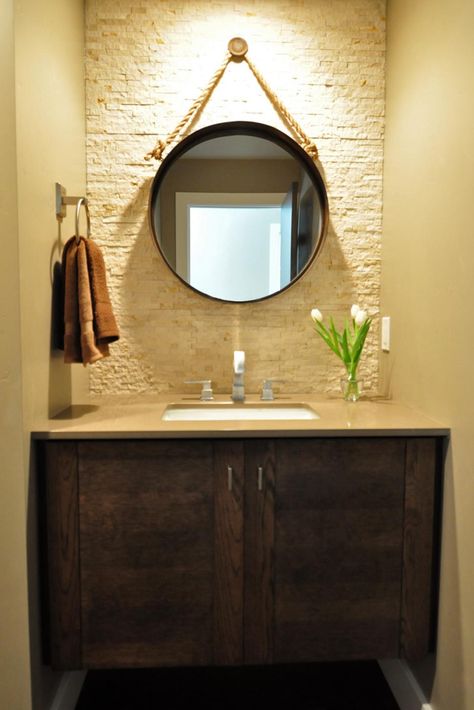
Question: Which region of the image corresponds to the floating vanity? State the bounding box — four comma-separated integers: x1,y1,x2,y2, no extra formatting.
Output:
33,396,448,671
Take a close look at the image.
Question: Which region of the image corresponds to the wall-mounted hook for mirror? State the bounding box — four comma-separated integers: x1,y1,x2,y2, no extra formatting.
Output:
227,36,248,60
55,182,91,244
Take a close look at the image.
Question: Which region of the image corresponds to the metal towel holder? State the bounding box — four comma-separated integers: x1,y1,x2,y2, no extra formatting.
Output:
55,182,91,245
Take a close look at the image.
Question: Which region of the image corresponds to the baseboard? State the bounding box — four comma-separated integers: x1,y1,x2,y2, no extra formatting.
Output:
379,659,433,710
49,671,87,710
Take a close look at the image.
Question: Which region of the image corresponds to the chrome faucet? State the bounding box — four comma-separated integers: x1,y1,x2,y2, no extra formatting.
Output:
232,350,245,402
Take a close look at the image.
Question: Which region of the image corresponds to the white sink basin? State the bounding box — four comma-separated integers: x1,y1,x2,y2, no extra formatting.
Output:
162,403,319,422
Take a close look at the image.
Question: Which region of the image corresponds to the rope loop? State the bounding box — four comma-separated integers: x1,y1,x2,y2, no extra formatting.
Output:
144,39,319,163
243,55,319,161
144,139,167,162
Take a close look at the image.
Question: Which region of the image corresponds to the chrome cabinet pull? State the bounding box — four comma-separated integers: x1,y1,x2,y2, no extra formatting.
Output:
228,466,233,491
257,466,263,491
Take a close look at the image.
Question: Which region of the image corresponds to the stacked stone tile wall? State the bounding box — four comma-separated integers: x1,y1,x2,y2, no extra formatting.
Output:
85,0,385,395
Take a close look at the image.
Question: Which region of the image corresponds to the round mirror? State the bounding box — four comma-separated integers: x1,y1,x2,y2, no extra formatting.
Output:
149,121,328,303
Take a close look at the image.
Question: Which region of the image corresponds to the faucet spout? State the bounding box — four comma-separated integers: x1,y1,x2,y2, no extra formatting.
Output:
232,350,245,402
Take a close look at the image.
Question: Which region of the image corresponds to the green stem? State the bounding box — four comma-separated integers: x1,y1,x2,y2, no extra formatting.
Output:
346,362,358,381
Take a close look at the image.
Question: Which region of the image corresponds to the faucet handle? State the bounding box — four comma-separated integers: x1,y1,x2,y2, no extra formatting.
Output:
184,379,214,401
261,378,285,401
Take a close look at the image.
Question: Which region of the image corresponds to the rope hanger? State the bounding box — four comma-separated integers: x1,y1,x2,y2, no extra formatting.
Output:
144,37,319,162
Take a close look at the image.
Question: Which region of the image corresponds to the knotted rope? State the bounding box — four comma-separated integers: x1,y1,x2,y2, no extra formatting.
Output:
144,52,233,161
243,54,318,161
144,38,319,162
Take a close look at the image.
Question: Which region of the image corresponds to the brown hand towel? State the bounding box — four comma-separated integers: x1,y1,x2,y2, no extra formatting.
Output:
77,240,109,365
61,235,119,365
62,237,82,363
84,238,120,345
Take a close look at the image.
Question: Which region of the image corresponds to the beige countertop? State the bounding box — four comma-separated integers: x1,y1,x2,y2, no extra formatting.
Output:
31,394,449,439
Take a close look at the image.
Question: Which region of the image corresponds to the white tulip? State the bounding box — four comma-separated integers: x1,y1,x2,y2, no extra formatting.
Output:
355,309,367,326
311,308,323,323
351,304,360,319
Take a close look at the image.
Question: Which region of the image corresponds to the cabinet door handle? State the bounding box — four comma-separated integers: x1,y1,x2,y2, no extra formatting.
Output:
257,466,263,491
227,466,233,491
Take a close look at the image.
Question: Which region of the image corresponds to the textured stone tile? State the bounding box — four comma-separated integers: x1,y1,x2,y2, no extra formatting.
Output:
85,0,386,397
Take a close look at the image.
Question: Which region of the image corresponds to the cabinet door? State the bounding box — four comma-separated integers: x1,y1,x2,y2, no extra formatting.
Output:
244,438,406,663
244,440,275,664
78,440,244,668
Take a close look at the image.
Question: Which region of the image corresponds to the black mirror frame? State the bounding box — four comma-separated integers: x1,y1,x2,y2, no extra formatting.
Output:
148,120,329,303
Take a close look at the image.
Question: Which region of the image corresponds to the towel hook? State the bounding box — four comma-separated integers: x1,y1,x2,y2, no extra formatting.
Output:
55,182,91,245
75,198,91,245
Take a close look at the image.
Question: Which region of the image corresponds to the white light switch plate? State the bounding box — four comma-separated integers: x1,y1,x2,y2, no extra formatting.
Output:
381,316,390,352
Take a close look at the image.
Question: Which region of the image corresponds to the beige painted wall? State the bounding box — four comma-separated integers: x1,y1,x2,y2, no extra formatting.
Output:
15,0,88,421
0,3,31,708
382,0,474,707
0,1,86,708
15,0,87,702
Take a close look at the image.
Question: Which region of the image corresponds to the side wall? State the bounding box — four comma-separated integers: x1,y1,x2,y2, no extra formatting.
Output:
382,0,474,707
15,0,88,421
0,2,30,708
0,1,86,708
16,0,88,700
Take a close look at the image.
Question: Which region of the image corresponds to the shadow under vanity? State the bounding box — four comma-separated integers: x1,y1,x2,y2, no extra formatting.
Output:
34,398,447,670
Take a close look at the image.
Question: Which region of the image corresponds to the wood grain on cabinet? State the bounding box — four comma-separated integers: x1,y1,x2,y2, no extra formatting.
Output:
43,441,81,669
270,438,405,663
244,440,276,664
78,440,216,668
39,435,442,670
400,438,438,660
213,440,244,664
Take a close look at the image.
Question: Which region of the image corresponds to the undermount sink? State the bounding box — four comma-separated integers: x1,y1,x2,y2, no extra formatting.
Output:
162,402,319,422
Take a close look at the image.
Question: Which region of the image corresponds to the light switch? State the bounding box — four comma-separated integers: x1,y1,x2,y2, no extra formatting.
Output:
381,316,390,352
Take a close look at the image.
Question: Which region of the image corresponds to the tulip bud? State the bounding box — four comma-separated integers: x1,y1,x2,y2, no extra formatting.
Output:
351,304,360,319
355,309,367,326
311,308,323,323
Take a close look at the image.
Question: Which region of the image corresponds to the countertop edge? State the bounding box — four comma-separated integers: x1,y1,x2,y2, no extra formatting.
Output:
30,397,451,440
31,427,450,440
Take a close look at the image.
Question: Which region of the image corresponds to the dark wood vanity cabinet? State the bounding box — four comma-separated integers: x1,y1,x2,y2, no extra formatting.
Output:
39,436,441,670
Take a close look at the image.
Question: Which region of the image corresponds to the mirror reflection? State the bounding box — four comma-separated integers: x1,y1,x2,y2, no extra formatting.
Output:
149,122,328,303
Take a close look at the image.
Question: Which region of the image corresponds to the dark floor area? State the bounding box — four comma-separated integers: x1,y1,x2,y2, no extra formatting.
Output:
75,661,400,710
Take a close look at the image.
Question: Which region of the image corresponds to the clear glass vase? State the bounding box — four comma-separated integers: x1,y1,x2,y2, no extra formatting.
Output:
340,375,362,402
